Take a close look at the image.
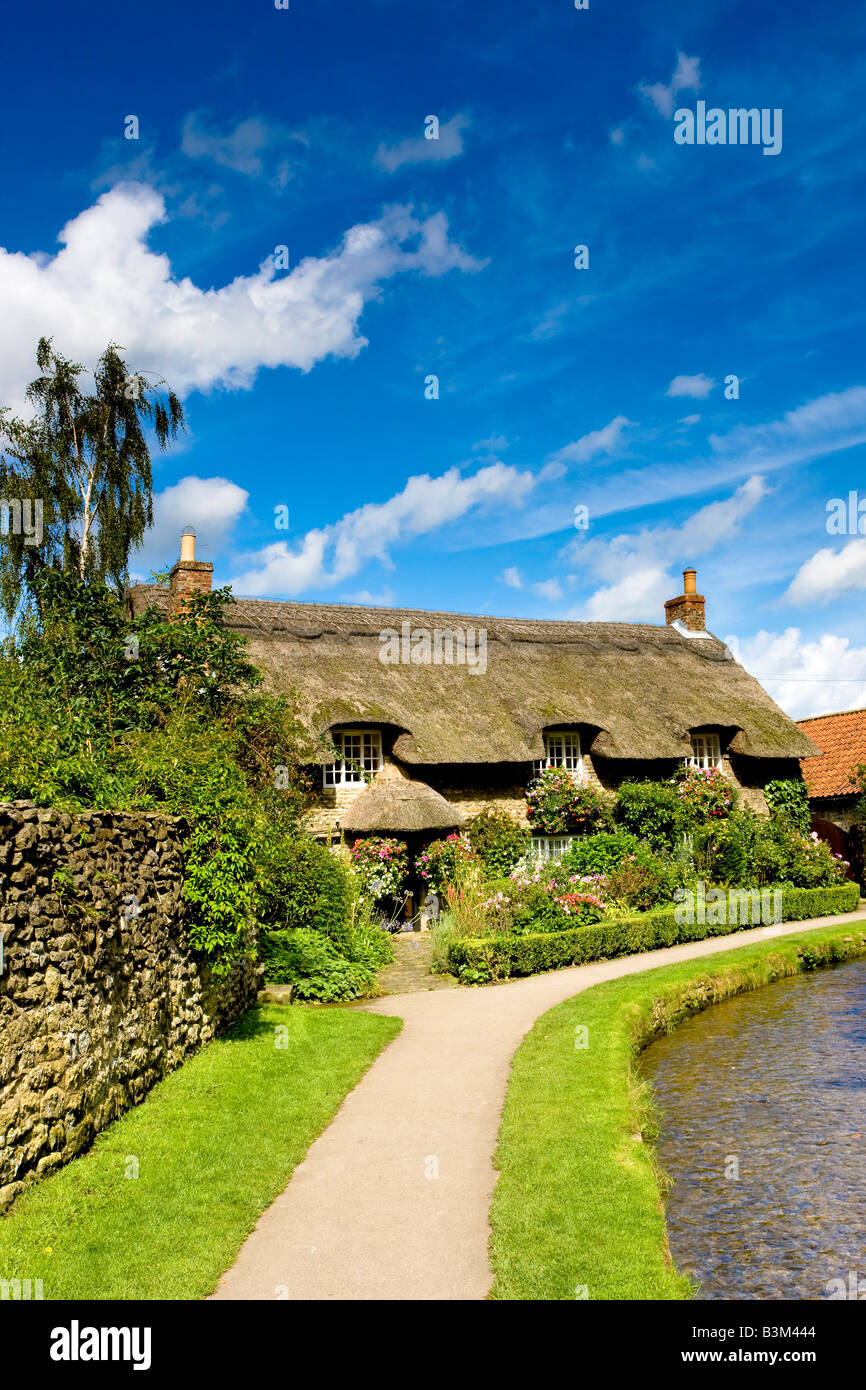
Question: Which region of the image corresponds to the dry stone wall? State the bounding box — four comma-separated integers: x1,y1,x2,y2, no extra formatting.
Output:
0,801,259,1211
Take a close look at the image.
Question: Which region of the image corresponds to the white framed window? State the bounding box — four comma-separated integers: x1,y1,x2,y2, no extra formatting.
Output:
324,729,383,787
689,733,722,770
529,835,575,862
533,729,583,779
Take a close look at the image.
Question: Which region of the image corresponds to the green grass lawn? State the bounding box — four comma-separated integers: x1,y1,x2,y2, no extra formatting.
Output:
0,1004,401,1300
489,922,866,1301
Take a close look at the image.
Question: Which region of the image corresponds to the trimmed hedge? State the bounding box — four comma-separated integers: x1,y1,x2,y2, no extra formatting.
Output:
446,881,862,980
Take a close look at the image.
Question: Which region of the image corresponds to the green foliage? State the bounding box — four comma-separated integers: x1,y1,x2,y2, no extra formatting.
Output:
613,779,686,852
603,850,681,912
0,574,307,973
446,882,861,980
764,777,811,834
258,852,394,1001
700,810,848,889
260,928,378,1002
561,830,643,876
261,837,348,937
465,808,529,877
0,337,184,623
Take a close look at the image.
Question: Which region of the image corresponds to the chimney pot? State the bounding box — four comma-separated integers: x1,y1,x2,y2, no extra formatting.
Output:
180,527,196,563
664,566,706,632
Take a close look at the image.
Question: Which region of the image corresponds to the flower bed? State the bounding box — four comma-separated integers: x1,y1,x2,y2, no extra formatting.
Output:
445,882,861,982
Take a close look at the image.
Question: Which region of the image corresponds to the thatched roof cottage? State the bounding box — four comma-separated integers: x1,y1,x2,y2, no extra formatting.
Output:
128,533,818,853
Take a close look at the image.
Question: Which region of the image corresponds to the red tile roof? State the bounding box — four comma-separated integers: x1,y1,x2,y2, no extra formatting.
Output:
798,708,866,799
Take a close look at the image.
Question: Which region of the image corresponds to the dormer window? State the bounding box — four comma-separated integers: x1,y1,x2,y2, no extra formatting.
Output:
533,730,582,778
324,729,383,787
689,733,722,770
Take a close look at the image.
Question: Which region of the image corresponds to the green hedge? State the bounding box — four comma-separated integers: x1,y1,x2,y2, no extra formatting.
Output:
446,882,861,980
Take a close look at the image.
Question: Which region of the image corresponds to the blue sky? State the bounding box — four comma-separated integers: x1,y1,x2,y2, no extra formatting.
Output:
2,0,866,717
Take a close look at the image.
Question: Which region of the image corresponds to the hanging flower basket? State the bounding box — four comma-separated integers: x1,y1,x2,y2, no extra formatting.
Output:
525,767,603,835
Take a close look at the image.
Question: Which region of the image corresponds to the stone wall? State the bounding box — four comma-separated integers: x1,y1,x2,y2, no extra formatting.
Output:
0,802,259,1211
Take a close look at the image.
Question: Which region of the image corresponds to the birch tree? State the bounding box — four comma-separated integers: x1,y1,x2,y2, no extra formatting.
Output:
0,336,184,622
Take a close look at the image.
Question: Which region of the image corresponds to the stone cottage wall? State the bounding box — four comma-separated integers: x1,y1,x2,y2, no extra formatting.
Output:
0,802,259,1211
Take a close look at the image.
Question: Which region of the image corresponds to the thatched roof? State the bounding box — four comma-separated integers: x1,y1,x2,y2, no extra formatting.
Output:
341,763,465,833
128,586,818,764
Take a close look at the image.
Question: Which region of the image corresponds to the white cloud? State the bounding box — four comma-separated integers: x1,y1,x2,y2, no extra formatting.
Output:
532,578,563,601
551,415,632,466
231,461,535,596
730,627,866,720
786,539,866,604
583,565,671,622
0,185,482,413
640,52,702,119
679,413,701,426
666,373,715,399
571,475,769,622
609,128,626,145
501,565,523,588
375,114,469,172
130,475,249,578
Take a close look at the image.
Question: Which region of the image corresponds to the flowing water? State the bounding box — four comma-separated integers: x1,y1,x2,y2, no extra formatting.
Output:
639,958,866,1300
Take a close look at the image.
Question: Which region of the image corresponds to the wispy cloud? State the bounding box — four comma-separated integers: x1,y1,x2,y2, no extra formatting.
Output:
550,415,632,465
181,111,306,187
375,114,469,172
639,52,702,120
570,475,770,622
230,461,536,596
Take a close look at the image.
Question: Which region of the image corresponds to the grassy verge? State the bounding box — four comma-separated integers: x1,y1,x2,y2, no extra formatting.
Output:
489,922,866,1301
0,1004,401,1299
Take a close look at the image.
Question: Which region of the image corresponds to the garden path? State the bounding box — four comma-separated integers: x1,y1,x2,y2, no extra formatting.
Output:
211,907,866,1301
374,931,458,994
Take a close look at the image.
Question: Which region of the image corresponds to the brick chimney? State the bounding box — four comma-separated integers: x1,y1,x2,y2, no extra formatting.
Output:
664,567,706,632
168,527,213,618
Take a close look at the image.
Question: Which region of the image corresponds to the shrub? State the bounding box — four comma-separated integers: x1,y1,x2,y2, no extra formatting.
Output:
613,780,686,852
465,808,529,877
701,811,848,890
779,829,849,888
349,836,409,899
525,768,605,835
260,928,376,1002
604,850,681,912
259,836,350,944
415,832,473,893
561,830,643,877
764,778,811,834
